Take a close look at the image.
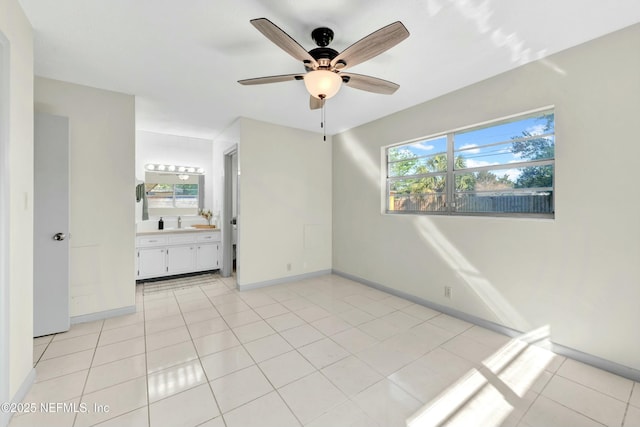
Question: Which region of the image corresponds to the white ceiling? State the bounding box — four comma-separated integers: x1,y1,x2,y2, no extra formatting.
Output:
18,0,640,140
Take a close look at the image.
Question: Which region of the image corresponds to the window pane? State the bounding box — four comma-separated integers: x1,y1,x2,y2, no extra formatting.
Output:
147,184,174,208
455,112,554,150
454,112,554,169
455,165,553,192
388,136,447,177
175,184,199,208
454,165,553,214
388,154,448,177
388,136,447,160
388,176,447,212
454,191,553,214
455,136,554,170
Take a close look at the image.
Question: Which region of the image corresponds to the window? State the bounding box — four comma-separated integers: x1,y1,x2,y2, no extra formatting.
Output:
386,109,554,217
147,183,199,209
145,171,203,216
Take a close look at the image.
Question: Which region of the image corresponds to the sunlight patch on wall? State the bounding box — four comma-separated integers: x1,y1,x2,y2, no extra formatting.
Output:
413,216,530,331
339,133,382,188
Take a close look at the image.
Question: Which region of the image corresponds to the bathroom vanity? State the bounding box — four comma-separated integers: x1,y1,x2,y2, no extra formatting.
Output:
135,228,221,280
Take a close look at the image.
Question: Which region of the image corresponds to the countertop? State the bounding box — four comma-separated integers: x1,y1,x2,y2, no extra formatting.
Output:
136,227,220,236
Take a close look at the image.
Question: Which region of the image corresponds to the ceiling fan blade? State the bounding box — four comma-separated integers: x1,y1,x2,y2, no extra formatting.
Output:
309,96,324,110
238,74,304,85
250,18,319,69
331,21,409,70
341,73,400,94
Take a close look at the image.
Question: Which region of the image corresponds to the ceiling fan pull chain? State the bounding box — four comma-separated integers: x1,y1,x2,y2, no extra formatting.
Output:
322,101,327,142
320,95,327,142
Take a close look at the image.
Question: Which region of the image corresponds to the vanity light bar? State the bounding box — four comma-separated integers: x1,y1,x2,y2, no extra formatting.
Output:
146,164,205,174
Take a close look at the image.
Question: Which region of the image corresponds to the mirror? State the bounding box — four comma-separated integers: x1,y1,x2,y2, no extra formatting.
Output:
144,171,204,217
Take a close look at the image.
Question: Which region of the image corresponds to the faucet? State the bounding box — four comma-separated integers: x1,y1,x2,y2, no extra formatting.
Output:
177,216,182,229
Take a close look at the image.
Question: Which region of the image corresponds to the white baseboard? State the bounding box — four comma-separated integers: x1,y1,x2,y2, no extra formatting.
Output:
237,269,332,291
70,305,136,325
332,269,640,382
1,368,36,427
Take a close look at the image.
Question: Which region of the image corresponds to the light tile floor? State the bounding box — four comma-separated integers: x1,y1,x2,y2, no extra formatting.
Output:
10,274,640,427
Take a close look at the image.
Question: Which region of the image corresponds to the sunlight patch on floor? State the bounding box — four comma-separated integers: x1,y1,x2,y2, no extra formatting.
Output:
407,325,553,427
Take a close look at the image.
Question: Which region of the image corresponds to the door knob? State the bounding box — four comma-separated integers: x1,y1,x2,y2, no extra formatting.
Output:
53,232,66,241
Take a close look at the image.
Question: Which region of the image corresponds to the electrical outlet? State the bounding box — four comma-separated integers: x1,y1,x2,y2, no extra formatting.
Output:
286,263,292,271
444,286,452,299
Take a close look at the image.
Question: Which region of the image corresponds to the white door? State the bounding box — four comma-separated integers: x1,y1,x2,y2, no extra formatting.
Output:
34,113,70,337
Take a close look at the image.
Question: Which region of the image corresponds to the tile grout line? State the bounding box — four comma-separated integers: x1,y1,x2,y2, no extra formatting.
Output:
621,402,631,427
517,356,620,427
140,282,152,427
289,292,488,424
552,370,635,404
71,288,149,426
229,280,529,426
71,318,105,427
206,279,305,425
216,280,350,426
176,282,226,426
241,303,321,426
32,335,54,367
243,283,394,426
294,282,421,425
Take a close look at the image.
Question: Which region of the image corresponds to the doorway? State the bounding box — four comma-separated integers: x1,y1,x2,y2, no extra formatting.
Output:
222,146,238,281
0,30,11,425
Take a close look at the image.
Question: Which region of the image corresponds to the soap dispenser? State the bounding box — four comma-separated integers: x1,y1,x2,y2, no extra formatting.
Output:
177,216,182,229
158,217,164,230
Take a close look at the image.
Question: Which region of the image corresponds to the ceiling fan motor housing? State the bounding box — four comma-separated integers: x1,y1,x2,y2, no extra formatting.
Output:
307,27,341,71
311,27,334,47
306,47,338,70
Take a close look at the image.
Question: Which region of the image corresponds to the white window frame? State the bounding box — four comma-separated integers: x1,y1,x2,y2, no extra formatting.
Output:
385,107,555,219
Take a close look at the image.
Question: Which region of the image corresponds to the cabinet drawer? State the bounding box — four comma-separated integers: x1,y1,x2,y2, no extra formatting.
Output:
136,236,168,247
168,234,197,244
197,232,221,242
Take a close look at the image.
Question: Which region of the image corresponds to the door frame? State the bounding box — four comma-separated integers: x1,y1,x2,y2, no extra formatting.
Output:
0,30,11,424
221,145,238,280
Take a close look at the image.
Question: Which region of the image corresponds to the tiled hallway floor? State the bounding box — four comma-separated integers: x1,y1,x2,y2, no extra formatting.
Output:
10,274,640,427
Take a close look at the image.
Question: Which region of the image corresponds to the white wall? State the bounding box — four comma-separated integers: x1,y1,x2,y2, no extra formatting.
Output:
0,0,34,402
136,131,213,228
238,118,332,287
35,77,136,318
332,24,640,371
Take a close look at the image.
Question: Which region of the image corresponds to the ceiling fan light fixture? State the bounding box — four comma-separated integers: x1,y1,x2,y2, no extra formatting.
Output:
304,70,342,100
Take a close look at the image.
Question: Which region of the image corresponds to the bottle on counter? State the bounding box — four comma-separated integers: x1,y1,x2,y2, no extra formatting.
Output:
158,217,164,230
178,216,182,229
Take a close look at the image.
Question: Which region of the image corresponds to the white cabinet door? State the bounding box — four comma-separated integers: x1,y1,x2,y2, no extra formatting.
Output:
196,243,219,270
167,245,196,274
138,248,166,278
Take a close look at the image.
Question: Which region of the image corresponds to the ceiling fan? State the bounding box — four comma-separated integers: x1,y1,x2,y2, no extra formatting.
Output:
238,18,410,110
